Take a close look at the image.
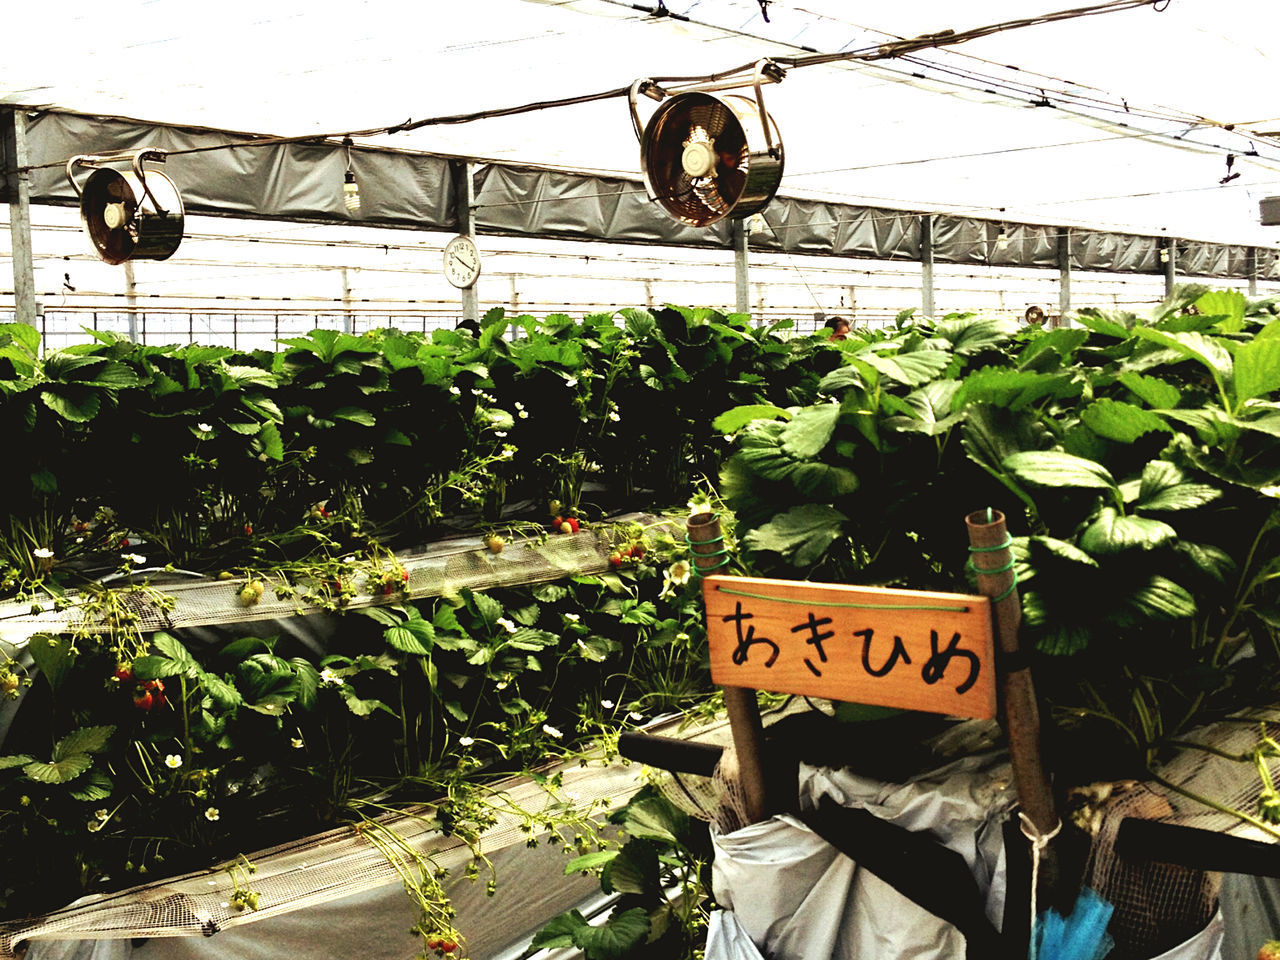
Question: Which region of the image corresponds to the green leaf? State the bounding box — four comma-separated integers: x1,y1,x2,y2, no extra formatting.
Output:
1079,507,1176,554
1123,575,1196,621
332,406,376,426
1131,327,1233,385
1232,336,1280,406
131,655,183,680
1118,372,1181,409
1003,451,1117,491
858,349,951,386
257,420,284,461
385,626,432,656
508,628,559,651
622,795,689,845
573,907,651,960
41,388,101,422
933,316,1019,355
1023,536,1098,567
620,308,655,338
602,842,659,896
467,590,503,627
28,634,75,692
1081,399,1172,443
202,672,244,710
53,725,115,760
564,850,619,875
780,404,841,459
153,633,201,678
1074,309,1133,338
530,911,589,952
1134,461,1221,511
340,691,395,718
1196,289,1247,332
0,755,35,771
818,365,865,394
24,755,93,783
1177,541,1235,583
743,503,847,567
712,404,793,433
69,770,114,802
954,369,1077,412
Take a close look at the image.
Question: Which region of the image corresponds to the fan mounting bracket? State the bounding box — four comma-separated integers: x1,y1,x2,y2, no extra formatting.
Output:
628,57,784,157
66,148,171,214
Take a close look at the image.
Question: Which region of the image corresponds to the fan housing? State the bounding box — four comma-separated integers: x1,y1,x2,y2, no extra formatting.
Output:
67,151,183,265
632,62,785,228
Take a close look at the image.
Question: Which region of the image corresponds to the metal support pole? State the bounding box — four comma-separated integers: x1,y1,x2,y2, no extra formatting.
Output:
341,266,353,335
2,109,38,328
450,159,479,324
123,261,139,341
732,219,750,315
1163,238,1177,299
920,215,935,318
1057,227,1072,325
1247,247,1259,298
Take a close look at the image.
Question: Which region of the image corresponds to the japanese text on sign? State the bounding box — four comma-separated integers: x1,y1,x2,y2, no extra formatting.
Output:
702,575,996,719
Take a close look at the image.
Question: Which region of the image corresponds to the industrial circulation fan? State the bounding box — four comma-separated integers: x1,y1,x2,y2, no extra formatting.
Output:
630,59,785,228
65,149,184,264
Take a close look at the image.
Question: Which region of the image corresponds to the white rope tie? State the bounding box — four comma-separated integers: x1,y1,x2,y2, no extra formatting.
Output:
1019,810,1062,960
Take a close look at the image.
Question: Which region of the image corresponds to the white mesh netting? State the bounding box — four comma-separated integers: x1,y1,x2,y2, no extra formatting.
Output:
0,514,673,649
1078,708,1280,958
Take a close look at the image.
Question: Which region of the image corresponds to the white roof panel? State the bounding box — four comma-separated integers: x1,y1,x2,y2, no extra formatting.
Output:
4,0,1280,244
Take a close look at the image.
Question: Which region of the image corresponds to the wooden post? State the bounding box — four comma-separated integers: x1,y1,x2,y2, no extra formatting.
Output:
965,510,1054,833
688,512,768,825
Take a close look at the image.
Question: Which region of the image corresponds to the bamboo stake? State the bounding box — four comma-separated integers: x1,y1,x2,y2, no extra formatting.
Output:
965,509,1058,894
689,512,768,825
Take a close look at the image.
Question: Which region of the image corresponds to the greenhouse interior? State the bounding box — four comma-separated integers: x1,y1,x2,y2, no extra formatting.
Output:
4,1,1280,958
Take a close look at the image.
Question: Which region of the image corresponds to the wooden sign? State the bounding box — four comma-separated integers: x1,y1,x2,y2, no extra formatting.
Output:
703,574,996,720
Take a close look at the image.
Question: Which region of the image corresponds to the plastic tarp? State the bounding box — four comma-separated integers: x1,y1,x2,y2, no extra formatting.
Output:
17,111,1274,281
709,752,1232,960
709,754,1015,960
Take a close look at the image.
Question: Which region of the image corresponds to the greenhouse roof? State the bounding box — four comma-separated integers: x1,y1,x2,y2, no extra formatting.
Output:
4,0,1280,246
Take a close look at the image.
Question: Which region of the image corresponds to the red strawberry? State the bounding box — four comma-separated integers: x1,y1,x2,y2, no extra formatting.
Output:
609,553,623,568
133,689,153,711
120,537,130,548
630,542,645,558
244,523,253,536
401,570,410,581
114,666,134,683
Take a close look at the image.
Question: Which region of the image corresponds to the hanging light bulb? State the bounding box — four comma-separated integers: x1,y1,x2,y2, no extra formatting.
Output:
995,225,1009,251
1159,247,1170,264
342,138,361,214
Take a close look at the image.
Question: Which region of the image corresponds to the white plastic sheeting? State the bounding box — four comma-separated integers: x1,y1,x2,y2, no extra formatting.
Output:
710,754,1015,959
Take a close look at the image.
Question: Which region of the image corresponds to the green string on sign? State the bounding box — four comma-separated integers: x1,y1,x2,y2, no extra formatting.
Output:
967,531,1019,603
713,585,971,613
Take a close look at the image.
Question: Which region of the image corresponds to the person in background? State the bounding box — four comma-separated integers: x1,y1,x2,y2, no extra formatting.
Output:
824,316,851,341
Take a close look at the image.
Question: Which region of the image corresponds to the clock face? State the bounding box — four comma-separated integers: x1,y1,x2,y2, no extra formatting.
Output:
443,235,482,289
